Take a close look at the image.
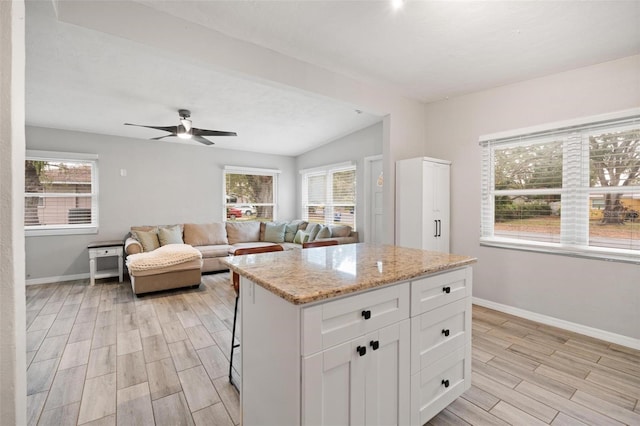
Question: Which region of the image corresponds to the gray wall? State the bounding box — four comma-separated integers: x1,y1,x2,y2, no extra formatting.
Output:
296,122,383,242
25,126,297,280
422,55,640,340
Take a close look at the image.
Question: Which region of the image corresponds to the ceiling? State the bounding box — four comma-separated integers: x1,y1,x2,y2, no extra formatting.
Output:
25,1,640,156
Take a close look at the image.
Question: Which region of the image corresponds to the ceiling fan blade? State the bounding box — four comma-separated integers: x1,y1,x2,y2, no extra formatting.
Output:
193,128,237,137
124,123,178,133
192,135,214,146
149,135,177,140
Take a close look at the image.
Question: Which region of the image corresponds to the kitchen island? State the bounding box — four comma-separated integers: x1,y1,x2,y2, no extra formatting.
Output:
224,243,476,426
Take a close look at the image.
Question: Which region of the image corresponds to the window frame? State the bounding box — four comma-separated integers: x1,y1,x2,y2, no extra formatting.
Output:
25,150,99,236
223,166,280,222
480,109,640,264
300,161,357,229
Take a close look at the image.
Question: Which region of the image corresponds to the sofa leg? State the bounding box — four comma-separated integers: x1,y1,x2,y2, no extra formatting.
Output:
229,293,240,391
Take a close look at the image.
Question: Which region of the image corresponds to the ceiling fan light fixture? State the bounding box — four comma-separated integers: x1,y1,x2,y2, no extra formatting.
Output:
177,117,192,139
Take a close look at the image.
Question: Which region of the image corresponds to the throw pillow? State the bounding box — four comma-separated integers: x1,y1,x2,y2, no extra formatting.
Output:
316,226,331,239
226,222,261,244
293,230,310,244
133,229,161,252
183,223,228,246
284,222,300,243
264,222,286,243
158,225,184,246
306,223,322,241
330,225,352,238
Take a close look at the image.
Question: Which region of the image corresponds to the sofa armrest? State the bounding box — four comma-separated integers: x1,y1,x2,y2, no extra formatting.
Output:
125,237,143,255
349,231,359,242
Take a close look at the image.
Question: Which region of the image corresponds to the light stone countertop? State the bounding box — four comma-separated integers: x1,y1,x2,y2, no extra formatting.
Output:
223,243,477,305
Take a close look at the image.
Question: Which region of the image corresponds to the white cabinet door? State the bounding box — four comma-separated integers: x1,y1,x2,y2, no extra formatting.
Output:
365,320,410,426
396,157,450,252
302,339,366,426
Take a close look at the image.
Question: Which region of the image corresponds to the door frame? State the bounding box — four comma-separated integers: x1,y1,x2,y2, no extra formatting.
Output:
363,155,383,244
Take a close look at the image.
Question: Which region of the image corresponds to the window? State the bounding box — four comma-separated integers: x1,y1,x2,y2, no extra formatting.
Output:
301,162,356,228
25,150,98,236
480,110,640,263
224,166,279,222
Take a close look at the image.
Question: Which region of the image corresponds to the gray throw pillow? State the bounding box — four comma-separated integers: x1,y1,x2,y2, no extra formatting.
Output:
305,223,321,241
158,225,184,246
284,222,299,243
264,222,286,243
316,226,331,239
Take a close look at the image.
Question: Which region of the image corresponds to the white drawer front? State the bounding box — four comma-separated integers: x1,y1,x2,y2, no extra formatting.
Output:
410,298,469,374
410,268,469,316
302,282,410,356
93,247,121,257
410,346,470,426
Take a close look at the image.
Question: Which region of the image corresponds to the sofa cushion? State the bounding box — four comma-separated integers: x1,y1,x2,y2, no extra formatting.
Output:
226,222,261,245
184,223,228,246
316,226,331,239
159,225,184,246
294,229,310,244
284,220,307,242
133,229,161,252
330,225,352,238
305,223,322,241
197,244,234,258
264,222,286,243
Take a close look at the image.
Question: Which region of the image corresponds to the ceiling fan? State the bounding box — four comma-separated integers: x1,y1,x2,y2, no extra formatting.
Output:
124,109,237,145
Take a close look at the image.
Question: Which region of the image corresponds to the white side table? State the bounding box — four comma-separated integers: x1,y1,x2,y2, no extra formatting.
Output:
88,240,124,285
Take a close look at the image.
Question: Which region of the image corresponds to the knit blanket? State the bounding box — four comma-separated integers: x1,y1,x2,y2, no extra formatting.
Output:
126,244,202,272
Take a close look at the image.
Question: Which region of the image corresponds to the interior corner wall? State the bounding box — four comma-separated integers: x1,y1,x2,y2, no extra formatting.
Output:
25,126,297,281
423,55,640,340
0,0,27,423
295,122,383,242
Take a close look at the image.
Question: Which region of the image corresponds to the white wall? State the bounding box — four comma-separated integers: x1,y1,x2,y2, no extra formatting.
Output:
25,126,297,281
296,122,383,241
0,0,27,423
423,55,640,340
53,1,427,245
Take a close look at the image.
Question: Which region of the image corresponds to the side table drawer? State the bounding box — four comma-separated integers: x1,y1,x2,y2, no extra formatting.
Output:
91,247,121,258
411,267,470,316
410,298,470,374
302,282,410,356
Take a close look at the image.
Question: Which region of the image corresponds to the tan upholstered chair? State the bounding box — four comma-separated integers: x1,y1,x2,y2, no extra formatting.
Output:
229,245,284,389
302,239,339,248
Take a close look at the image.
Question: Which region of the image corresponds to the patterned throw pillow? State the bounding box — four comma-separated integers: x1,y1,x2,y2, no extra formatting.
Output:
293,230,310,244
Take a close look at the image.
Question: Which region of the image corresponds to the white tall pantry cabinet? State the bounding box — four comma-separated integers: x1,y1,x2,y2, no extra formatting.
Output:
396,157,451,252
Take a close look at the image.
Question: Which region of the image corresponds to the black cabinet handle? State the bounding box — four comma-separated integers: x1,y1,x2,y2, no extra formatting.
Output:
357,346,366,356
370,340,379,351
442,329,450,337
441,379,450,388
442,286,451,294
437,220,442,237
361,310,371,320
434,220,438,237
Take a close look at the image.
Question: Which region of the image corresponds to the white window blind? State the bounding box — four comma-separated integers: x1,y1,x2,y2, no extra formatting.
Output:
480,111,640,263
224,166,279,222
25,150,99,236
301,162,356,228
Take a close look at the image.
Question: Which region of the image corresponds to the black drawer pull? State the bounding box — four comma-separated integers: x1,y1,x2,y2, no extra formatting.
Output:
442,329,450,337
370,340,379,351
441,379,450,388
357,346,366,356
361,310,371,320
442,286,451,294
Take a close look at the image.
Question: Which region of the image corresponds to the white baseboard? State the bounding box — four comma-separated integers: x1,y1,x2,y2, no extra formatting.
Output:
473,297,640,351
26,273,89,286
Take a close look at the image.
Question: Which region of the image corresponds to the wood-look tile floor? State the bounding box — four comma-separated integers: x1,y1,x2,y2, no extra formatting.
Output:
26,274,640,425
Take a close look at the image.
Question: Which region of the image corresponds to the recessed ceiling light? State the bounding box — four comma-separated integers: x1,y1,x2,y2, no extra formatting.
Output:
391,0,404,10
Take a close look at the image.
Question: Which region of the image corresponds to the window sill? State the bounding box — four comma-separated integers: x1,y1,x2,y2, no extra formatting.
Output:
25,226,98,237
480,237,640,265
